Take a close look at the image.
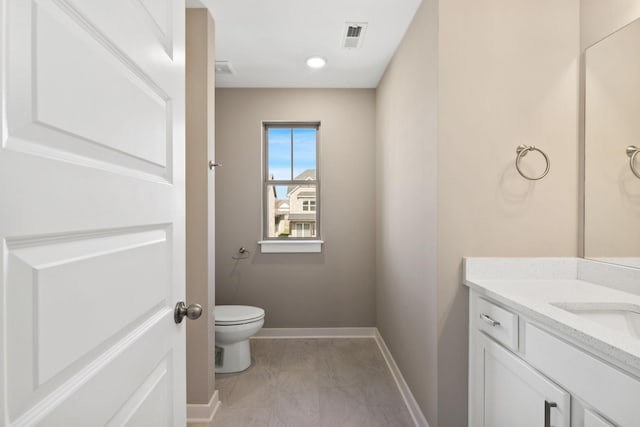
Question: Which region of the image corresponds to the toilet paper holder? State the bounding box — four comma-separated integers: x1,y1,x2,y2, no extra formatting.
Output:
232,247,250,260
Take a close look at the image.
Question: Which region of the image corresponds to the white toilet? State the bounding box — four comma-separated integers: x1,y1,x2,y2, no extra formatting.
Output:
214,305,265,373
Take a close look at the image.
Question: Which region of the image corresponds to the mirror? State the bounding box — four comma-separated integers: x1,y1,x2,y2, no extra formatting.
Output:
584,18,640,268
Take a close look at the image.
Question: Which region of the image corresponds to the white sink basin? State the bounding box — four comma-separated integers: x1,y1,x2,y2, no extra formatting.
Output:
551,302,640,340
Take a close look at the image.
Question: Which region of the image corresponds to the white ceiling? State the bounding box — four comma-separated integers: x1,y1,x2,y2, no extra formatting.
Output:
189,0,422,88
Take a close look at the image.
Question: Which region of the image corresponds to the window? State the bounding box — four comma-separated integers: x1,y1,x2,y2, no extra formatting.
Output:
302,200,316,212
293,223,315,237
263,122,320,242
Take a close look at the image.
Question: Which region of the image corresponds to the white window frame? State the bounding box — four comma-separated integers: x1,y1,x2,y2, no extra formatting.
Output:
291,222,316,238
302,200,316,212
259,122,323,253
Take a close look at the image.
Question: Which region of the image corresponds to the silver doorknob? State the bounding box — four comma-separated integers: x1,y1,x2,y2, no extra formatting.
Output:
174,301,203,324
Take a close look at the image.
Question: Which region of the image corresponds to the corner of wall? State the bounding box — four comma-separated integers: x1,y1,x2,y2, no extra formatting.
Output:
374,0,439,424
186,7,217,406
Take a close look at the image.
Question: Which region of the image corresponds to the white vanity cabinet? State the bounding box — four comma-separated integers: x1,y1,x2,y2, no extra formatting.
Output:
469,291,639,427
470,294,570,427
472,332,570,426
584,410,615,427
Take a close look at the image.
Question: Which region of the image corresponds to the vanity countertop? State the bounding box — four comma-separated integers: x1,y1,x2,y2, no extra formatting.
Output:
463,257,640,374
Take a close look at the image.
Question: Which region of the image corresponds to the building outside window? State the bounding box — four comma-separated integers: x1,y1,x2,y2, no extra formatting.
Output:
293,223,315,237
263,123,319,240
302,200,316,212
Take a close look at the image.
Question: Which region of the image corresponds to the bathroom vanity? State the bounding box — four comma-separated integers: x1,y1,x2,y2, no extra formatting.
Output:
464,258,640,427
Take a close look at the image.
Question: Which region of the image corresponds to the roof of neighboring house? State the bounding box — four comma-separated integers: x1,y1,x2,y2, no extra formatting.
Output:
275,200,289,212
287,169,316,195
295,169,316,180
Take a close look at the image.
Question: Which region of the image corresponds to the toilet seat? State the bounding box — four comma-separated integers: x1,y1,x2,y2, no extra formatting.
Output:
215,305,265,326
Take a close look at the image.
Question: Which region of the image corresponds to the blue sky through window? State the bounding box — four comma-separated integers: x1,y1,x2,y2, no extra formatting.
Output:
268,128,291,180
268,127,316,200
293,128,316,177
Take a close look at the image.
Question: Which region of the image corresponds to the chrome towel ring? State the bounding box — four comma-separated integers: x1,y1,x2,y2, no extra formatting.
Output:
626,146,640,179
515,145,550,181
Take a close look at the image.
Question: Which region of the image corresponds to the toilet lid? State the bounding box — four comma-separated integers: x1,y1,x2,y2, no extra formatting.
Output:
215,305,265,325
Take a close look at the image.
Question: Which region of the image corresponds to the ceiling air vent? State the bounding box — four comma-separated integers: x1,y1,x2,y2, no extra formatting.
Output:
342,22,368,49
215,60,235,75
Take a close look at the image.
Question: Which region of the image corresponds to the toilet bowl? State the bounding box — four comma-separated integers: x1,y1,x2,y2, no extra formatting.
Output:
214,305,265,373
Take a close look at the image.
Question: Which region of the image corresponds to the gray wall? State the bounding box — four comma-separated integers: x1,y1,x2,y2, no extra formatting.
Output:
213,1,586,424
375,0,439,423
376,0,580,425
581,0,640,49
215,89,376,328
437,1,579,426
186,9,216,405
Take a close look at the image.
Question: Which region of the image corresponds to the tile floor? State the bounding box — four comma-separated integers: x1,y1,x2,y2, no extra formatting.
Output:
213,338,414,427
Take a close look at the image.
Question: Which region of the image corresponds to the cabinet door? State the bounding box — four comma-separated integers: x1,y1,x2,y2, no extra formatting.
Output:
479,334,570,427
584,409,615,427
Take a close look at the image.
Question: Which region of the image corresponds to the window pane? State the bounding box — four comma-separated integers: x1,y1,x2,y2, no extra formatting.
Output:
268,127,291,180
291,223,312,238
266,184,317,238
293,128,316,179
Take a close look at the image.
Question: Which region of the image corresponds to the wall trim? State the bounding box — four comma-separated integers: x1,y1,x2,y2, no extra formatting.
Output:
374,329,430,427
258,240,324,253
187,390,220,427
254,327,377,338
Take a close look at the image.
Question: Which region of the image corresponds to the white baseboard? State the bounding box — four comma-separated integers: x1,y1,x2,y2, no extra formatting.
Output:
254,327,377,338
187,390,220,427
374,330,430,427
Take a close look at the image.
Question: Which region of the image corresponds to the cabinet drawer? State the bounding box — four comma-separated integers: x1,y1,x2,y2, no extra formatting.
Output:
525,323,640,427
476,297,519,351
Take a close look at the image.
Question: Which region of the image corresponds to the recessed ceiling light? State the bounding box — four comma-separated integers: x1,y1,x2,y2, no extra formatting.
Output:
306,56,327,69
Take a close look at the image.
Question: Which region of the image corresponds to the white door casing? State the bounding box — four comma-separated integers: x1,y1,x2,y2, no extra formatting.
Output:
0,0,186,425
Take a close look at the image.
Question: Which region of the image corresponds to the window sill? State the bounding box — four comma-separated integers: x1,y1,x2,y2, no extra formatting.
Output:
258,240,324,253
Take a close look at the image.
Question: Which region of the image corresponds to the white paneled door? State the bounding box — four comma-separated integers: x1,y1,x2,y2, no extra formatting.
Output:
0,0,186,425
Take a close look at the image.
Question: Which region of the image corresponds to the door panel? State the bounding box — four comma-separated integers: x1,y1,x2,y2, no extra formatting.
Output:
35,2,169,167
135,0,172,50
7,228,170,387
6,0,171,179
26,319,172,427
109,360,172,427
0,0,186,425
70,0,174,60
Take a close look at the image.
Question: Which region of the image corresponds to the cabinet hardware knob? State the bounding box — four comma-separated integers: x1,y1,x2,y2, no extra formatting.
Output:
480,313,501,327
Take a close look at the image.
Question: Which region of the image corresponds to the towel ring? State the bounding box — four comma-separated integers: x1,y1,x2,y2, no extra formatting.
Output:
626,146,640,179
515,145,550,181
